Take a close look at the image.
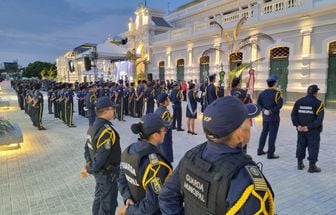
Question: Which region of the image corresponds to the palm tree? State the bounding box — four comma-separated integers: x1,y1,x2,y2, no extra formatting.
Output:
203,17,274,87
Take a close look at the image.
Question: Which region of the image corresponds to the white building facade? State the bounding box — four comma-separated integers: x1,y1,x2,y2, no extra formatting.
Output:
126,0,336,106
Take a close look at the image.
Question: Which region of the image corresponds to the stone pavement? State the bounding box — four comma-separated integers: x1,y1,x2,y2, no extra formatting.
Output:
1,80,336,215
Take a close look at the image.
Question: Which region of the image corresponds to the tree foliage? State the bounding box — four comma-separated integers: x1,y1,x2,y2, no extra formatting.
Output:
22,61,57,79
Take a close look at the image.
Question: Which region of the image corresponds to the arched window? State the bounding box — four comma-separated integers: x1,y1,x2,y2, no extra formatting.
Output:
270,47,290,58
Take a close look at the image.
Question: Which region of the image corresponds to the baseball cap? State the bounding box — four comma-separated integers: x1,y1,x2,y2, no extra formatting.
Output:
140,113,171,136
96,96,117,110
307,84,320,95
203,96,260,138
232,88,247,101
157,93,169,103
266,75,278,82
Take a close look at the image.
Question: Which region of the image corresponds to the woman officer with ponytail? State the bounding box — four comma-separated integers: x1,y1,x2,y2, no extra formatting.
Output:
117,113,173,215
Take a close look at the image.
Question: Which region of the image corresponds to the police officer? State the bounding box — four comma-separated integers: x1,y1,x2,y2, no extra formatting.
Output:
136,80,145,118
291,84,324,173
205,74,218,107
117,113,172,215
159,96,275,215
47,86,53,114
81,96,121,215
155,93,174,163
128,82,136,117
32,83,46,130
257,75,283,159
64,83,76,127
170,82,184,131
144,81,156,114
115,79,126,121
85,84,97,127
186,83,200,135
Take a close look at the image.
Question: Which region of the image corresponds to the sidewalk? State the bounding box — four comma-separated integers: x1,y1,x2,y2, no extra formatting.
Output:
1,80,336,215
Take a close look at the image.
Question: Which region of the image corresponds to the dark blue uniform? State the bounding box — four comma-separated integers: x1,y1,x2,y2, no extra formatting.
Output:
170,89,183,129
84,118,121,215
186,91,199,119
115,85,125,121
85,92,97,126
145,86,156,114
136,85,145,118
33,90,44,129
64,89,74,127
118,141,172,215
291,94,324,165
47,89,53,114
206,83,218,106
159,141,274,215
155,106,174,162
257,88,283,157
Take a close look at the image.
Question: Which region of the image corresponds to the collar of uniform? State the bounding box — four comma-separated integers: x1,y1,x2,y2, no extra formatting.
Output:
202,141,243,162
130,140,158,154
94,117,112,127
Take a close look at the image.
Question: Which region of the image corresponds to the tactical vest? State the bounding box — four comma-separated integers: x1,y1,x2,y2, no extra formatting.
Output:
179,143,273,215
121,144,171,203
86,124,121,174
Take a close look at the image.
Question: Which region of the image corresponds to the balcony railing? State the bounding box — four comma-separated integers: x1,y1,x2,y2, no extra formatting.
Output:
262,0,304,14
152,0,315,44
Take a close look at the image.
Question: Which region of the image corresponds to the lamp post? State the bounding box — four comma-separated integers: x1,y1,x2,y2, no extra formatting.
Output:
219,63,225,87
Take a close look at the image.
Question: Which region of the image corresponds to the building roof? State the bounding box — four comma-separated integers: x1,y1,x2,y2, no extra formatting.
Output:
176,0,206,11
151,16,171,28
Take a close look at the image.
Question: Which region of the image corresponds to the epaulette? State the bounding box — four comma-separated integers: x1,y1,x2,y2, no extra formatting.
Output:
245,165,267,192
148,153,160,166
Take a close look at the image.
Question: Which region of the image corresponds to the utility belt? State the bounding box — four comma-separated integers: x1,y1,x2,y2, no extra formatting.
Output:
96,165,119,176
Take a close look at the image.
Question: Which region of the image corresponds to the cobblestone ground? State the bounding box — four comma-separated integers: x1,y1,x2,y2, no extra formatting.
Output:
1,81,336,215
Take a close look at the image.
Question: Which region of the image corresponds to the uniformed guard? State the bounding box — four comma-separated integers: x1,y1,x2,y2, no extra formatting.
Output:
115,79,126,121
144,81,156,114
81,96,121,215
257,75,283,159
124,82,130,116
205,74,218,107
186,83,200,135
170,82,184,131
128,82,136,117
32,83,46,130
159,96,275,215
155,93,174,163
84,84,97,127
291,84,324,173
117,113,172,215
47,86,53,114
64,83,75,127
136,80,145,118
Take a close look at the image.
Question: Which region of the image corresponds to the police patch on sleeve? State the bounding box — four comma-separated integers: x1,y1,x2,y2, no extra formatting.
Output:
150,177,162,194
104,141,111,150
245,165,267,192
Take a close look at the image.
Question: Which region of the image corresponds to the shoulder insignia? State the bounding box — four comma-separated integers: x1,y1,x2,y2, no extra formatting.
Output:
245,165,267,192
149,153,160,166
275,91,281,104
316,102,324,115
150,177,162,194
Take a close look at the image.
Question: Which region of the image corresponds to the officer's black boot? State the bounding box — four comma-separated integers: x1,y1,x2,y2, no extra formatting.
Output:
297,160,304,170
308,164,321,173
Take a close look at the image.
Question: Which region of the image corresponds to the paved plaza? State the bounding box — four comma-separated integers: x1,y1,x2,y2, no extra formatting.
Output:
1,80,336,215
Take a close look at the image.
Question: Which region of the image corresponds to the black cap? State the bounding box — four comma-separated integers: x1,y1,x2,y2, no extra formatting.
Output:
307,84,320,95
203,96,260,138
140,113,171,136
157,93,169,103
96,96,117,110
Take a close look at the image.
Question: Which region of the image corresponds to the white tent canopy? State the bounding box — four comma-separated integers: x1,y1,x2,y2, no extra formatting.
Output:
76,39,127,60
